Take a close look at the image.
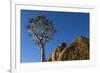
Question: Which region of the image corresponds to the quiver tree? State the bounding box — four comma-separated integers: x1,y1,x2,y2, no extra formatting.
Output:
27,15,56,62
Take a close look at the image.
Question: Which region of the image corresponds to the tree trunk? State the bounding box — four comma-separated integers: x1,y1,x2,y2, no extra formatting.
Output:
40,46,45,62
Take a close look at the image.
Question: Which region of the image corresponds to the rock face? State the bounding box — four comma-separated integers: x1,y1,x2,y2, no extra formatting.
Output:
47,36,89,61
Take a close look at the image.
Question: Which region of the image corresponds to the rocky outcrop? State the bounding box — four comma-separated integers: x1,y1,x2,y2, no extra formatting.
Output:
47,36,89,61
48,42,67,61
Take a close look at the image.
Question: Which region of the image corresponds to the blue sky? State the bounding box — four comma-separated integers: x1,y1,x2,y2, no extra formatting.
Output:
21,10,89,63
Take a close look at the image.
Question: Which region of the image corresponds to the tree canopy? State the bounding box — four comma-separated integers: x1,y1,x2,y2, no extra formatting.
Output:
27,15,56,49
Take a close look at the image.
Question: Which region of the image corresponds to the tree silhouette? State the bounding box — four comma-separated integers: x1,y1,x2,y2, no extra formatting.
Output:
27,15,56,62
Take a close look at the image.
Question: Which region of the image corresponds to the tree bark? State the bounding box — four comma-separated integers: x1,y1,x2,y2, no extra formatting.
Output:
40,46,45,62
